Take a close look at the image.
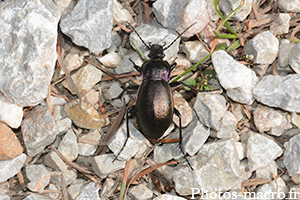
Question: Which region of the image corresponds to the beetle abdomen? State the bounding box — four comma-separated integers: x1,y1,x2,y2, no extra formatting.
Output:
136,79,173,139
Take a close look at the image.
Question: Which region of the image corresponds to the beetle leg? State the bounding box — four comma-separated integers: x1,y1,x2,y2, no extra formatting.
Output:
174,108,194,170
129,58,141,73
102,85,139,107
113,105,135,162
170,58,177,71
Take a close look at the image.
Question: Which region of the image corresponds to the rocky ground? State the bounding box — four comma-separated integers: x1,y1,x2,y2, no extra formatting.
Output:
1,0,300,199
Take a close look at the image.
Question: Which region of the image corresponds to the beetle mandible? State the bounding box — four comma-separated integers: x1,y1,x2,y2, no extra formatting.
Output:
114,23,201,170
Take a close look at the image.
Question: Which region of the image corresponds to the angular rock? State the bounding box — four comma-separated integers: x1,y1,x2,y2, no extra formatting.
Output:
108,121,151,161
112,0,133,24
174,0,211,38
153,0,177,28
211,111,238,139
92,154,126,178
289,42,300,74
97,51,122,68
253,74,300,112
26,164,50,193
75,182,100,200
256,161,278,179
284,134,300,176
247,132,282,172
256,178,288,200
173,139,241,195
270,13,291,36
64,99,108,129
58,129,78,161
67,179,88,200
63,47,85,72
212,50,258,105
219,0,253,21
60,0,112,54
104,82,130,108
63,64,103,95
78,130,101,156
182,41,209,64
48,184,60,200
22,193,53,200
193,93,227,130
253,104,291,136
0,189,9,200
278,39,295,68
0,93,23,128
0,122,23,160
173,91,193,127
21,106,56,157
0,153,26,183
244,31,279,65
278,0,300,13
129,22,180,61
49,169,77,187
53,117,72,135
44,150,68,172
0,0,60,106
115,51,144,74
128,184,153,200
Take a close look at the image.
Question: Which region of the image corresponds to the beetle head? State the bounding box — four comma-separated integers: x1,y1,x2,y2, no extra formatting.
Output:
148,44,165,59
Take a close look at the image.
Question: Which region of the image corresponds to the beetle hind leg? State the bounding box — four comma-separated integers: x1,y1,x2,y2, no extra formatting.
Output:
113,105,136,162
174,108,194,170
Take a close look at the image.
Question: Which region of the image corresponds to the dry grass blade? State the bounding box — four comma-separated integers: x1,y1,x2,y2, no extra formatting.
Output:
249,15,278,29
95,101,127,156
17,170,25,191
60,174,69,200
125,160,179,195
241,104,251,120
271,172,278,200
289,24,300,41
101,72,140,81
119,159,131,200
158,137,179,143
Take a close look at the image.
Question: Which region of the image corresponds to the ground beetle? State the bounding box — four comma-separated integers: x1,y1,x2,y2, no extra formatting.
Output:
112,22,205,170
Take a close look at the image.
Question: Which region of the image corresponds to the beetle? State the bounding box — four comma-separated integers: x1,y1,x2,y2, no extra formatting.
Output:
112,23,204,170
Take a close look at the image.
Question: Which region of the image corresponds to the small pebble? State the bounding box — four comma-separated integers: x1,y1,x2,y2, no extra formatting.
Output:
26,164,51,193
284,134,300,176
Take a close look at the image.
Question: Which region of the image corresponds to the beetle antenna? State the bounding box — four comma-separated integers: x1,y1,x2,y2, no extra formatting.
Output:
163,22,197,51
127,22,151,50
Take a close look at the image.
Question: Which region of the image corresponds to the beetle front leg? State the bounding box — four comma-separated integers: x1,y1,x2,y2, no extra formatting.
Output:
113,105,135,162
129,58,141,73
174,108,193,170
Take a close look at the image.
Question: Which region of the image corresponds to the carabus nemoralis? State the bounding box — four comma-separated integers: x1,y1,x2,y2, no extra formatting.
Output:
113,23,204,170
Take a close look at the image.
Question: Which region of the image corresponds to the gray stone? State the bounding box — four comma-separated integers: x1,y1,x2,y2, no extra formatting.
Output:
44,150,68,171
97,51,122,68
173,91,193,128
247,132,282,172
256,178,288,200
278,0,300,12
92,154,126,178
292,113,300,128
115,51,144,74
22,193,53,200
289,42,300,74
173,139,241,195
112,0,133,24
154,144,174,164
174,0,211,38
0,92,23,128
68,179,88,200
75,182,100,200
253,104,291,136
0,153,26,183
219,0,253,21
48,184,60,200
278,39,295,68
108,121,151,161
128,184,153,200
154,194,186,200
0,0,60,106
253,74,300,112
270,13,291,36
244,31,279,65
129,22,180,61
0,189,9,200
78,130,102,156
60,0,112,54
193,93,227,130
63,47,85,72
183,121,210,156
235,142,246,160
53,117,72,135
58,129,78,161
49,169,77,187
256,161,278,179
104,82,130,108
211,111,238,139
26,164,50,193
284,134,300,176
183,41,209,64
153,0,177,28
212,50,258,105
63,64,103,95
21,106,57,157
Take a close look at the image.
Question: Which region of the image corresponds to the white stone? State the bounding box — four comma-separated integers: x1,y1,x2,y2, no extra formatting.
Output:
182,41,209,64
278,39,295,68
0,153,26,183
58,129,78,161
112,0,134,23
0,92,23,128
92,154,126,178
284,134,300,176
